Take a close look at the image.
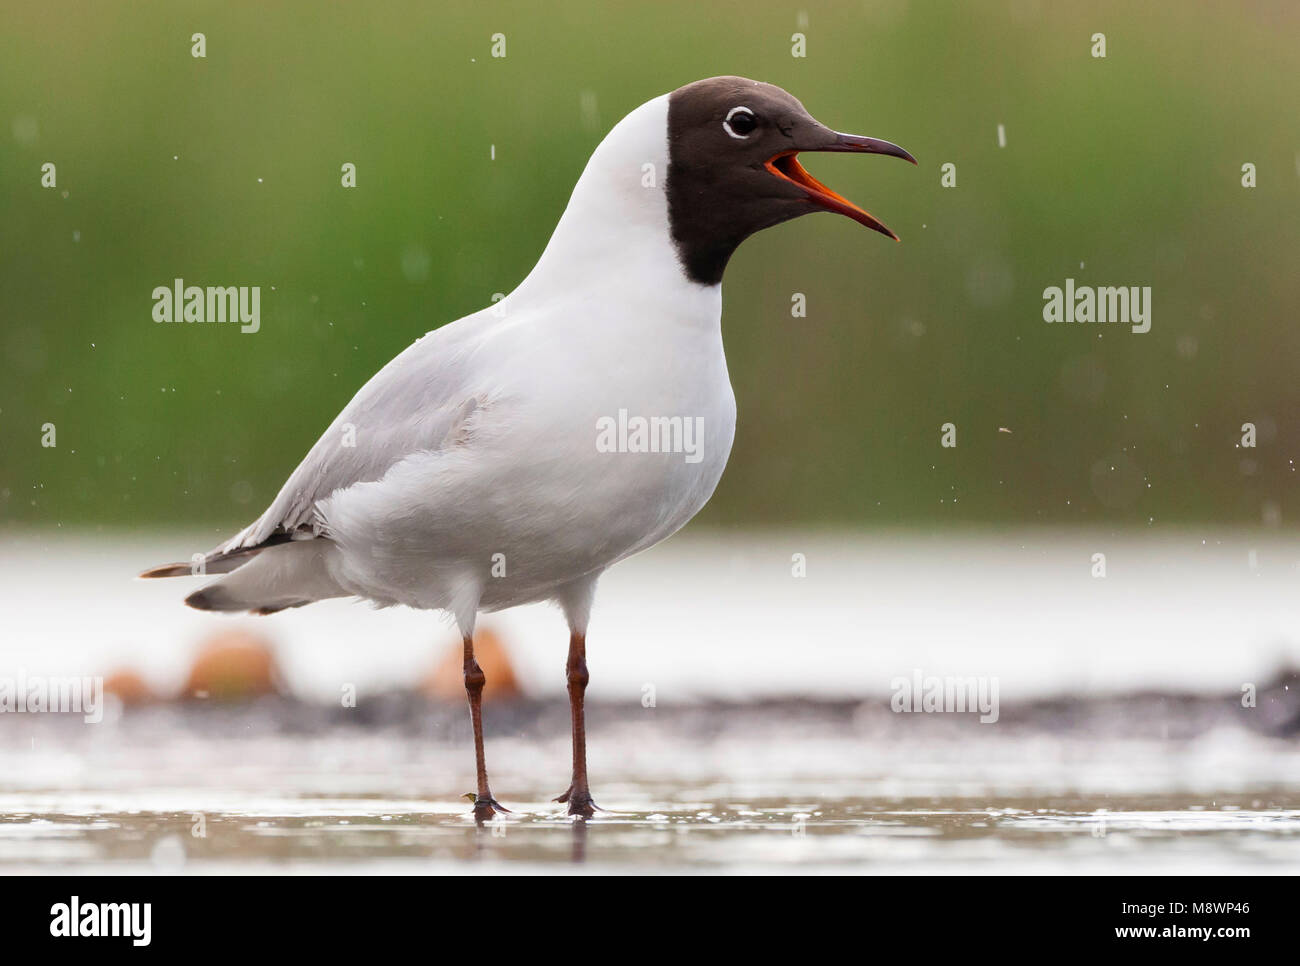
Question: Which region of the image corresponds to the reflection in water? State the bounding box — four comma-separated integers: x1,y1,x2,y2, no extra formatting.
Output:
463,806,586,865
571,818,588,864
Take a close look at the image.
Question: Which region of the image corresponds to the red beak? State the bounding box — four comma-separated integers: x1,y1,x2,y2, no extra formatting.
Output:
764,132,916,241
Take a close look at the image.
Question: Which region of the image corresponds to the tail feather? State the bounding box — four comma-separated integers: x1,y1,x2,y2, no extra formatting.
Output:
179,540,345,614
185,586,312,615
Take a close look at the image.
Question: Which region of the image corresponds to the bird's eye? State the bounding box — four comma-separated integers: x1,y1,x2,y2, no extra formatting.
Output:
723,106,757,139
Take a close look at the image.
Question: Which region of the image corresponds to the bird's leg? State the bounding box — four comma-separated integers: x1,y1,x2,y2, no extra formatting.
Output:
463,634,508,821
554,630,598,817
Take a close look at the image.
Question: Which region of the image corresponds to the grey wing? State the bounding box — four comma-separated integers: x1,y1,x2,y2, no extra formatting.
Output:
217,318,489,555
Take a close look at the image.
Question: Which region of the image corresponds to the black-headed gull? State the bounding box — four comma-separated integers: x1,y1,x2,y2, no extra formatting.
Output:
143,76,915,818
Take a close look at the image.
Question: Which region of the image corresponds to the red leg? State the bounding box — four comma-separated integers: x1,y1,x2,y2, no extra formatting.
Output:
463,634,508,821
554,631,598,817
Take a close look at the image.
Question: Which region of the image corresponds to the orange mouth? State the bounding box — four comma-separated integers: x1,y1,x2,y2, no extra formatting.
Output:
764,150,899,241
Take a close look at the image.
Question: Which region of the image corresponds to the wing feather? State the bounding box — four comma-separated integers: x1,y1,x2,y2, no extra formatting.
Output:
219,314,491,555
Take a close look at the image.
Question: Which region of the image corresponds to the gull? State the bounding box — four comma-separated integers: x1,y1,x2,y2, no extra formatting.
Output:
142,76,915,819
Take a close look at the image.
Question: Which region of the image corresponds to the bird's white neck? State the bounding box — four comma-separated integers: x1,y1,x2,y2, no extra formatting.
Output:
509,95,720,324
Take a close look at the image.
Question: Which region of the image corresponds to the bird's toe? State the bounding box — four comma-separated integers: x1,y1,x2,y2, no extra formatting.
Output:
465,794,511,822
554,786,599,818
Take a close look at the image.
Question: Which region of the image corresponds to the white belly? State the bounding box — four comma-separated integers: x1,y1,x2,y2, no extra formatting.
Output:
474,318,738,609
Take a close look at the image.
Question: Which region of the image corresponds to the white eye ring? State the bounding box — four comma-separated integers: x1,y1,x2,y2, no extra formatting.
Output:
722,106,755,140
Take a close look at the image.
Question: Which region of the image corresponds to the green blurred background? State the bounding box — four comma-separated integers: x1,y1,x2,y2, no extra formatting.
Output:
3,0,1298,532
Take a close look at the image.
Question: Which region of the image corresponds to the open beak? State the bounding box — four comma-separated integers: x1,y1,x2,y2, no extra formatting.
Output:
764,132,916,241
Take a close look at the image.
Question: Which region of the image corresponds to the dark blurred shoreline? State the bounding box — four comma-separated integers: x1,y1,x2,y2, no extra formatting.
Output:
6,671,1297,744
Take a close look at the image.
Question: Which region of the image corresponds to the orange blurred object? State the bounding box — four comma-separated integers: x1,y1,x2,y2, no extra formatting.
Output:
103,669,155,705
183,629,282,701
423,626,522,702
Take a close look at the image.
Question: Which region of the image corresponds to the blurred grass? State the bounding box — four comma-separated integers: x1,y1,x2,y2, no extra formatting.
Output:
2,0,1298,531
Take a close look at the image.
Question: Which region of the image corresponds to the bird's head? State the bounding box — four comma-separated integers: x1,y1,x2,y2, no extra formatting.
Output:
666,75,916,285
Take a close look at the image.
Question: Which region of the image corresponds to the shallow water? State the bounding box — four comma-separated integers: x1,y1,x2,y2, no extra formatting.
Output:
4,792,1300,875
3,697,1298,873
